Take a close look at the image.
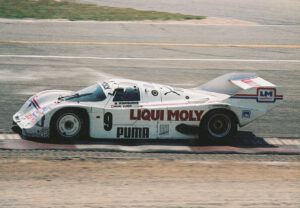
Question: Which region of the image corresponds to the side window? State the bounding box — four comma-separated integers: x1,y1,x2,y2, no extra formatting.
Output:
113,87,140,102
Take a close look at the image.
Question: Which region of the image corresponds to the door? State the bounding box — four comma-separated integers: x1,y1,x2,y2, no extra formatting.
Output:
103,85,149,139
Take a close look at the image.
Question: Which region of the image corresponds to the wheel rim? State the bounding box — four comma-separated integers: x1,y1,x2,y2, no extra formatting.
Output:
56,113,81,138
207,113,231,138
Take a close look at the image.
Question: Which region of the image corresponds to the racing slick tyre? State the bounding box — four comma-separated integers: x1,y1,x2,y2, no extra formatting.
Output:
50,109,88,142
199,109,237,144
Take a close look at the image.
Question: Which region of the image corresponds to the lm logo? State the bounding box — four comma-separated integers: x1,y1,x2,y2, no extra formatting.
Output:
257,88,276,103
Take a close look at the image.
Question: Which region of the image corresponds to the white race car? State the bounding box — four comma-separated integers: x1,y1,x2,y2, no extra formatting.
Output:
12,73,283,143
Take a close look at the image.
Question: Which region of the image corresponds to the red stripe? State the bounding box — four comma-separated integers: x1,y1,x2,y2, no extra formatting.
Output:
241,79,260,87
139,102,191,107
234,93,257,97
234,94,283,97
33,98,41,109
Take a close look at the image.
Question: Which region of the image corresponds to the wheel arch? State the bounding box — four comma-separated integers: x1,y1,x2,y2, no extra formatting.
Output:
200,108,239,128
50,107,90,138
198,107,239,143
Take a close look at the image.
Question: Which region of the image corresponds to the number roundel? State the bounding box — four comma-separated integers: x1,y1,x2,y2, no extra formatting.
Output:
104,112,113,131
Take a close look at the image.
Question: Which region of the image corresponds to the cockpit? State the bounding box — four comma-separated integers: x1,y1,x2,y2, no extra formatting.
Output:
112,86,140,102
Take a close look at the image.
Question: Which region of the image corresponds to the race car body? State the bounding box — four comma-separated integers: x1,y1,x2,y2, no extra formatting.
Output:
12,72,283,142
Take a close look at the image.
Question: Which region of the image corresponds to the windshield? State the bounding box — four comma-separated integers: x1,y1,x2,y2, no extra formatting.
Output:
66,84,106,102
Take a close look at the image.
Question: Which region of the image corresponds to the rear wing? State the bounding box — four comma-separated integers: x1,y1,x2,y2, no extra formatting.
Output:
230,76,275,90
196,72,276,95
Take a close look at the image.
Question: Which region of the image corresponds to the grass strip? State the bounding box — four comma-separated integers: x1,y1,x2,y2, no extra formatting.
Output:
0,0,205,21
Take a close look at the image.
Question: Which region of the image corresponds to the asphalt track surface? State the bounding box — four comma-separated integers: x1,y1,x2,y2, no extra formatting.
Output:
0,19,299,138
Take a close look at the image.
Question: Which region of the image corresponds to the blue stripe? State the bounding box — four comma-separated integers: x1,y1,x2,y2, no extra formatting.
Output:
230,96,283,103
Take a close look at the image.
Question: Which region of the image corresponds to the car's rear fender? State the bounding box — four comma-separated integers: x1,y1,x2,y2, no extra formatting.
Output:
225,85,283,126
199,104,240,127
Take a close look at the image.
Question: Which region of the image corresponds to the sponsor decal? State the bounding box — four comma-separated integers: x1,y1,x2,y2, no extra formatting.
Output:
117,101,139,105
25,110,44,122
242,110,251,118
167,110,203,121
241,79,259,87
164,87,181,96
111,101,138,108
130,109,164,121
41,106,48,113
257,88,276,102
24,113,35,122
231,87,283,103
130,109,203,121
159,124,169,135
111,104,122,108
117,127,149,139
121,105,133,108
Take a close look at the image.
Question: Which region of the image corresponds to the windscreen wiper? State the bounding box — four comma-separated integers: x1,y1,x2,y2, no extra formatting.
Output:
58,93,79,100
58,92,94,101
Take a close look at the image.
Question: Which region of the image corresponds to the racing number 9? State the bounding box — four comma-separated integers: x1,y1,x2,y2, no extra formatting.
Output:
104,112,113,131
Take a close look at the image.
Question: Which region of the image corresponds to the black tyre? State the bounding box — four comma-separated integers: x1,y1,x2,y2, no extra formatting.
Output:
51,109,87,141
200,110,237,144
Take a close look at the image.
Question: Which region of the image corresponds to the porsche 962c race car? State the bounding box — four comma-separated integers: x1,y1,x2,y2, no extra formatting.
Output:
12,73,283,143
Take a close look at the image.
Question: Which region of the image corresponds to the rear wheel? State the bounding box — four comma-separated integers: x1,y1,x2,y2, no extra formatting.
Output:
200,110,237,144
51,109,87,142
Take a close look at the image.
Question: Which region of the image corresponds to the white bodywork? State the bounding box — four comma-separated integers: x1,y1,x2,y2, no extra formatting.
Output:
13,73,283,139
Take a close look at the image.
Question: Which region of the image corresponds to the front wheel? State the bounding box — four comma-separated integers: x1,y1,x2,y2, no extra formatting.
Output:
200,110,237,144
51,109,87,141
